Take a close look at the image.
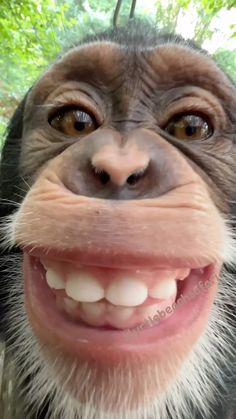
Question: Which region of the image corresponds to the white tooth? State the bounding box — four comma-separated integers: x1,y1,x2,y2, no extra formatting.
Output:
40,258,49,270
140,304,159,319
178,268,190,280
64,298,79,312
63,298,79,320
66,272,105,302
46,269,65,290
40,257,66,274
41,257,58,270
108,306,134,322
106,278,148,307
81,302,105,318
149,279,177,300
81,302,106,326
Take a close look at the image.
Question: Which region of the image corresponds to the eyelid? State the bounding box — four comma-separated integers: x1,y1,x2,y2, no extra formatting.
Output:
164,111,212,127
160,109,214,131
46,90,104,126
48,105,97,126
158,95,224,131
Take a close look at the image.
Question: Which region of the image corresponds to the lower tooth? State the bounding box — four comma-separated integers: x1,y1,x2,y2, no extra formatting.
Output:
61,297,175,329
108,306,134,322
140,302,174,325
140,304,159,319
63,298,79,320
81,302,105,317
64,298,79,312
80,302,106,326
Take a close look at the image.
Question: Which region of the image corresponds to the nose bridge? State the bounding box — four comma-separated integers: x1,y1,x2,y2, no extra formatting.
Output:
91,141,150,186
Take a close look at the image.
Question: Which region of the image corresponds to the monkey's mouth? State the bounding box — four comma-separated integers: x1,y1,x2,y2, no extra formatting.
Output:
24,252,218,361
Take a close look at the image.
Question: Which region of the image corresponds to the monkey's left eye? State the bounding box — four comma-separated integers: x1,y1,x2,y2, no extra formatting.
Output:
49,108,97,136
165,114,213,141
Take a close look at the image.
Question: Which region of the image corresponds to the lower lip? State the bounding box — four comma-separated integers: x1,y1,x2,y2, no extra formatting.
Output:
24,253,219,363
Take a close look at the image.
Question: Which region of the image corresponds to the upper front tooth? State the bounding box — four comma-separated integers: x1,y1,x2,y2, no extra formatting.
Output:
177,268,191,280
41,258,50,270
106,278,148,306
149,279,177,300
46,269,65,290
66,272,105,302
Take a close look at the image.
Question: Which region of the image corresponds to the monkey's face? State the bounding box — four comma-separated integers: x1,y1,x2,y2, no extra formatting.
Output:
2,37,236,418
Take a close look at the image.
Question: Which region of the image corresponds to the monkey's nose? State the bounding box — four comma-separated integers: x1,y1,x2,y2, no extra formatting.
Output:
91,147,150,187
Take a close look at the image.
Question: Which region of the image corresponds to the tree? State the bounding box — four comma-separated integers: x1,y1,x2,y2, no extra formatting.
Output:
0,0,235,141
0,0,77,138
214,49,236,82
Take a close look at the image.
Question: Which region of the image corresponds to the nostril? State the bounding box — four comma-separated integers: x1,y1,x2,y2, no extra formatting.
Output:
127,169,146,186
99,171,110,185
92,166,110,185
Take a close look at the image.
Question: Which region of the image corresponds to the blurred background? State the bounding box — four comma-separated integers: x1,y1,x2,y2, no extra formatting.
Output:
0,0,235,141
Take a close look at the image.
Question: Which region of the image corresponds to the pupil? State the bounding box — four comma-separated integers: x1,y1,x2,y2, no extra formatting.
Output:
185,125,197,136
74,121,85,131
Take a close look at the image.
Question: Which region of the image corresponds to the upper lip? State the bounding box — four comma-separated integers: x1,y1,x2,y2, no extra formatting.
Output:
15,182,224,270
25,246,213,270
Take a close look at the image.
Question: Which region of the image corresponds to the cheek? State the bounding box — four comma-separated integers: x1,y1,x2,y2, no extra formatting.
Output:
14,176,226,268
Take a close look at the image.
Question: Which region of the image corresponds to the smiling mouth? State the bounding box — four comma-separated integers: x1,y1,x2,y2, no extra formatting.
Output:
39,257,202,329
23,250,218,362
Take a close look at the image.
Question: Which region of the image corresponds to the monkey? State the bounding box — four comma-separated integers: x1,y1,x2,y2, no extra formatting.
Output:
0,21,236,419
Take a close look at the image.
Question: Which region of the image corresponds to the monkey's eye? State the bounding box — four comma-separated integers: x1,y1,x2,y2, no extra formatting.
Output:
165,114,213,141
49,108,97,136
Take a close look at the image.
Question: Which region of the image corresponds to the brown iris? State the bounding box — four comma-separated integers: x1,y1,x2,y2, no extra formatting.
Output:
165,114,213,141
50,108,97,136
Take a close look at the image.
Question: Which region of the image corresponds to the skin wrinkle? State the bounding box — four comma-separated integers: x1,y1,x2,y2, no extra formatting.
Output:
19,44,236,198
15,126,225,269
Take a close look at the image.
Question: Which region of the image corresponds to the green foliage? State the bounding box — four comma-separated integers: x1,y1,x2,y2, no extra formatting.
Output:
155,0,187,33
0,0,75,80
214,49,236,83
199,0,236,13
0,0,236,142
0,0,76,139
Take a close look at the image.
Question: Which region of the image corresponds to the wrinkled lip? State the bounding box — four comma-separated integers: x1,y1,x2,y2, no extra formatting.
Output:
24,245,218,270
23,251,219,364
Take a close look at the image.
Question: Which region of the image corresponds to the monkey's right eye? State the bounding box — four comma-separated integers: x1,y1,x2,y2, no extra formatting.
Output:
49,108,97,137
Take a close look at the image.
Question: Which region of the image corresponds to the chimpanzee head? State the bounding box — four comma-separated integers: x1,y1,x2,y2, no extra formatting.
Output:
0,22,236,419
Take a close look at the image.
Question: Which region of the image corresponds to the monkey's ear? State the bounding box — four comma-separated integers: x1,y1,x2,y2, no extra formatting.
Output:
0,94,28,218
